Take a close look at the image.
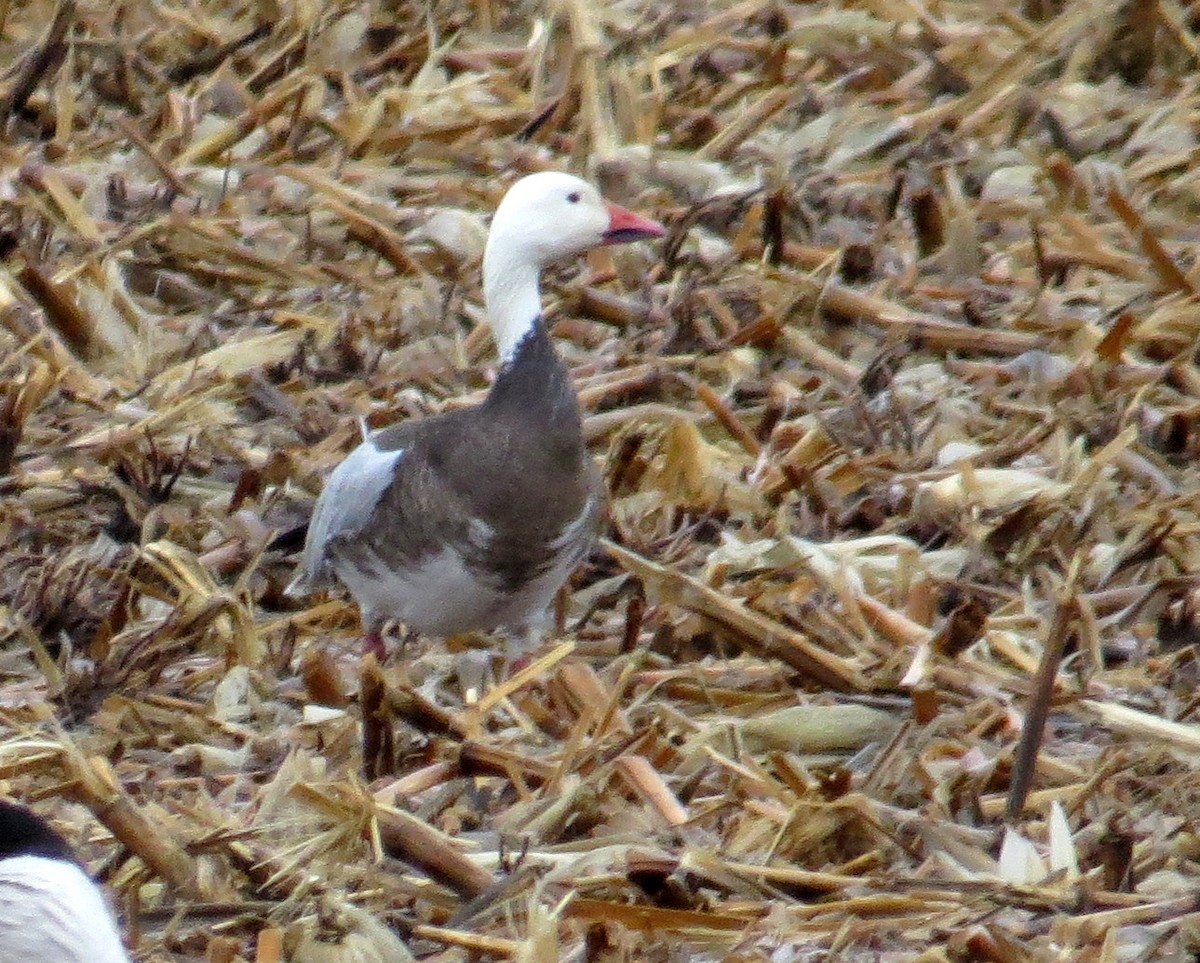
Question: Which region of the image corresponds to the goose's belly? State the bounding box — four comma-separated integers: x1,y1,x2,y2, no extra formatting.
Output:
333,544,580,636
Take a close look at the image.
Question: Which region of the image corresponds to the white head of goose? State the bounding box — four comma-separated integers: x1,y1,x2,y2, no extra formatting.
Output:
289,172,665,664
0,801,130,963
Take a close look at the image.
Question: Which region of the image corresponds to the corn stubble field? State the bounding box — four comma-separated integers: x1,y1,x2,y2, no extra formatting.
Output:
1,0,1200,959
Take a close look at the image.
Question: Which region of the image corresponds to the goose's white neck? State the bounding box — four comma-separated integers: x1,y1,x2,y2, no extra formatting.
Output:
482,237,543,363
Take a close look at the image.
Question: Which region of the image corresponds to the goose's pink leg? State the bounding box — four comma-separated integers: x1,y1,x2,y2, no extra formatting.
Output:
364,629,386,660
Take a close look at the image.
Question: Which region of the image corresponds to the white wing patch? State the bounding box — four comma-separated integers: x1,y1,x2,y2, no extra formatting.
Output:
289,436,403,593
0,856,130,963
467,516,496,550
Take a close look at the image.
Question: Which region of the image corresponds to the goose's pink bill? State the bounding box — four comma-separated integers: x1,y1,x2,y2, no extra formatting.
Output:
602,202,666,244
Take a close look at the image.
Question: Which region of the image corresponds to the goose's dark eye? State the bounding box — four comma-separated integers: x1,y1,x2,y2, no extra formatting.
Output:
567,191,581,203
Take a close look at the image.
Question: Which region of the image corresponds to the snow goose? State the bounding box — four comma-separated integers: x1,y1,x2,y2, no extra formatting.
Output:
0,800,130,963
289,172,664,667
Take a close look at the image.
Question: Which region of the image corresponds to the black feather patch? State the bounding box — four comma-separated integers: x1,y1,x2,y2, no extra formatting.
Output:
0,801,76,863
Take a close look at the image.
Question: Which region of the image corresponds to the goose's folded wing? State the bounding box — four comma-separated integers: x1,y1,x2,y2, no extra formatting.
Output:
287,436,404,594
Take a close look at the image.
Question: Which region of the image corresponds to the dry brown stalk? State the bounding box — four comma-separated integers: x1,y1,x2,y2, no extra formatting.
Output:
384,674,470,739
570,285,656,327
374,804,496,899
456,742,555,786
605,539,869,691
564,897,764,931
62,751,203,899
0,0,73,122
615,754,689,826
410,924,520,957
1006,590,1080,820
796,273,1046,355
698,88,791,161
17,264,93,357
466,641,576,718
554,660,633,736
855,593,933,649
678,373,762,457
1106,186,1196,296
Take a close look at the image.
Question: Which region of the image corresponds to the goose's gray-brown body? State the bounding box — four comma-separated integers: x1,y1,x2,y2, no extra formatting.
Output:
290,317,601,636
